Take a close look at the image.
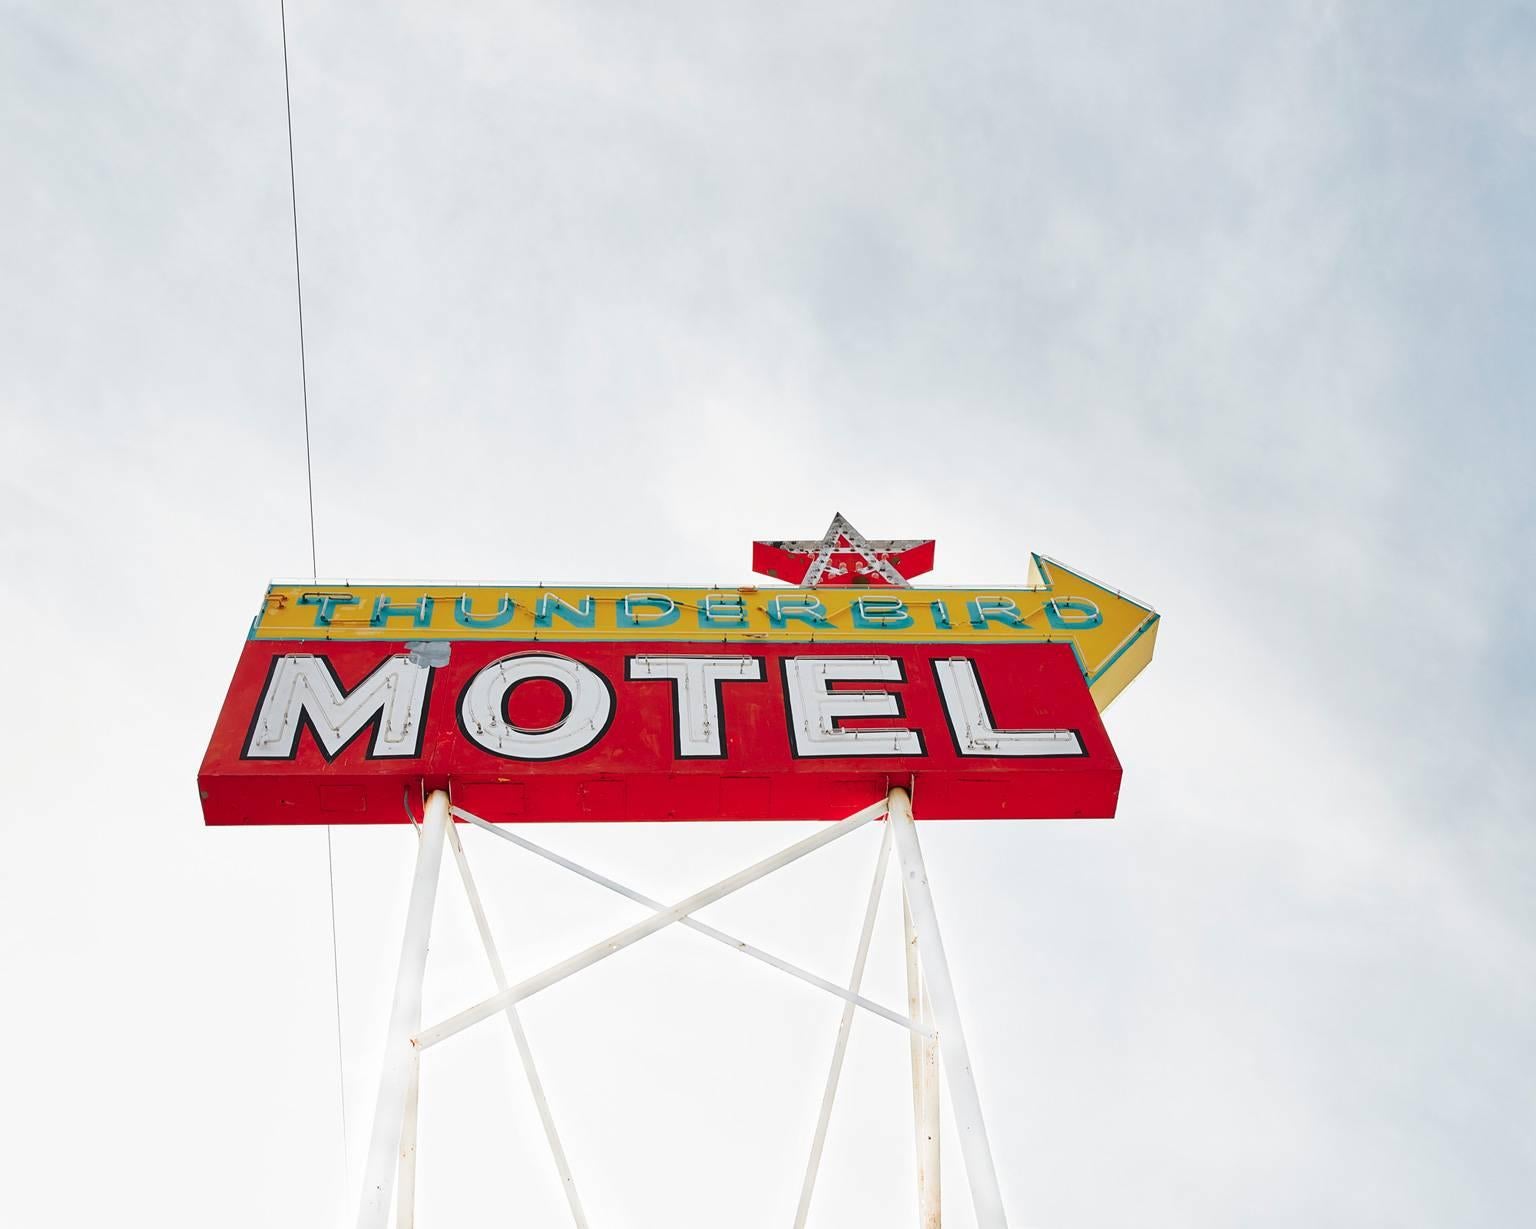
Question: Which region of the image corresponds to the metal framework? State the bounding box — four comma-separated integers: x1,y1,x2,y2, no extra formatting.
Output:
355,787,1006,1228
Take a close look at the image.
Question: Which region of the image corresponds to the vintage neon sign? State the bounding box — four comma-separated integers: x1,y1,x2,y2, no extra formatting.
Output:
198,518,1158,824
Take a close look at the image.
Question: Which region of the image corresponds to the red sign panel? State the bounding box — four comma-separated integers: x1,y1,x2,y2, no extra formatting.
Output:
198,640,1121,823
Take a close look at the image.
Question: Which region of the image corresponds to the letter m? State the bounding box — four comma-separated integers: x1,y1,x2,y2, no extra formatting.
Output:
242,653,434,761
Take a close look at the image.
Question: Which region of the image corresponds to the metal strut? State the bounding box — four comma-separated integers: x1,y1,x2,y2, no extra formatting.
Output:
452,806,922,1034
445,821,588,1227
356,790,449,1229
413,800,887,1050
793,822,895,1227
352,786,1006,1228
889,786,1007,1228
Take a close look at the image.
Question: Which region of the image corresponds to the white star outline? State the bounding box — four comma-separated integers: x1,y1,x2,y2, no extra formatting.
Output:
790,513,924,588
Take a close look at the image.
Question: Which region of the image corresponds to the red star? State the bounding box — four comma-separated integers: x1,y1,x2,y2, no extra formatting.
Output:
752,513,935,588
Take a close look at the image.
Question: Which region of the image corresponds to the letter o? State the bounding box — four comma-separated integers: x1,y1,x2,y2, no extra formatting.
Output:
459,653,614,760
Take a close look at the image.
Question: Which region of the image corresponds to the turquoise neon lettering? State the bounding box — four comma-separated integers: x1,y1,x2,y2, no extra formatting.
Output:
1044,598,1103,630
768,594,833,630
851,597,914,630
534,594,595,629
929,600,953,630
698,594,748,629
370,595,434,628
454,595,516,630
967,596,1030,630
298,593,359,627
617,593,681,630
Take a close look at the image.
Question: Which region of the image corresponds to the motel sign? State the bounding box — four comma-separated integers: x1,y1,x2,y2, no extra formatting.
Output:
198,515,1160,1229
199,522,1158,825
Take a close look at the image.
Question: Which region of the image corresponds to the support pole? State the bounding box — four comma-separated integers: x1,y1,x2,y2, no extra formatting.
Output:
356,789,450,1229
396,1054,420,1228
918,982,941,1229
903,893,925,1199
906,893,942,1228
792,824,892,1228
887,787,1006,1229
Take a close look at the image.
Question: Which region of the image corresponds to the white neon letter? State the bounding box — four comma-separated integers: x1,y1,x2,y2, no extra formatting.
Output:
782,656,922,757
459,653,613,760
244,653,433,760
626,655,764,758
933,658,1082,756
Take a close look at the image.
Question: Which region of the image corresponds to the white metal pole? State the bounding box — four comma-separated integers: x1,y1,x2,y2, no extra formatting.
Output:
447,822,589,1228
906,890,942,1228
887,787,1007,1229
396,1053,420,1228
356,789,450,1229
416,798,886,1051
918,980,941,1229
792,823,892,1229
903,892,924,1198
396,820,430,1229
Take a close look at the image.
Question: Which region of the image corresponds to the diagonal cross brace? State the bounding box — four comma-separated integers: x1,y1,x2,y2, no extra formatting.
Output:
793,821,893,1227
451,805,924,1035
443,822,588,1227
414,798,889,1051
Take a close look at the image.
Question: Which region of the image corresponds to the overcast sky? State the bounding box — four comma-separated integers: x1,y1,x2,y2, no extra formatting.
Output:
3,2,1534,1225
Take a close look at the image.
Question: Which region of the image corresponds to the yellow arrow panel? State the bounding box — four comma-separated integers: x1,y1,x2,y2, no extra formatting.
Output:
252,558,1157,710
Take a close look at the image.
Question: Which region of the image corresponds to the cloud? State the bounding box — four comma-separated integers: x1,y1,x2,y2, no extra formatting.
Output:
2,1,1533,1224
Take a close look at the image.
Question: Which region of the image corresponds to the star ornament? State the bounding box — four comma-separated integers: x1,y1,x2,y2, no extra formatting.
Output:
752,513,935,588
